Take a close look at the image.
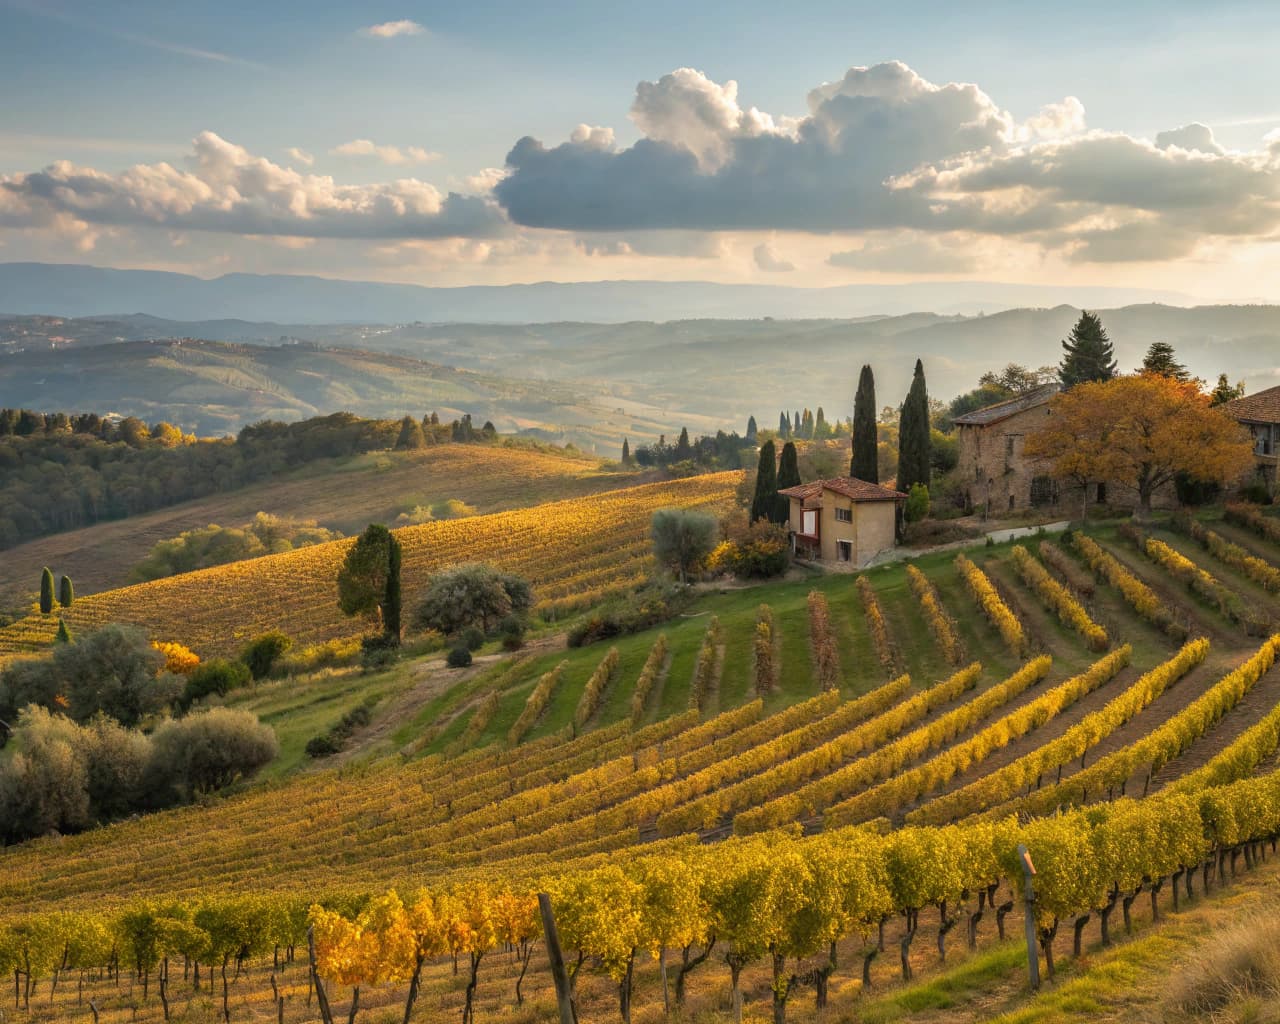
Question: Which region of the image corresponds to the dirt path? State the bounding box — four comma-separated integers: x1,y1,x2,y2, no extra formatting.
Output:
330,632,568,764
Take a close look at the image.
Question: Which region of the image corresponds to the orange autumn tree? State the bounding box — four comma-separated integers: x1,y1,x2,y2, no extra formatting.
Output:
1025,375,1254,518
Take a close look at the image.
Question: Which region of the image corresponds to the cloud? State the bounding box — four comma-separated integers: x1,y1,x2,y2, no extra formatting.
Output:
361,20,425,38
1155,122,1225,155
286,147,315,166
331,139,441,165
753,240,794,272
494,59,1280,262
0,132,507,240
828,233,990,273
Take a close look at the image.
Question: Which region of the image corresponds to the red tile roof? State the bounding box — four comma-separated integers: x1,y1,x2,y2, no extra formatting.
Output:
778,477,907,504
1225,385,1280,425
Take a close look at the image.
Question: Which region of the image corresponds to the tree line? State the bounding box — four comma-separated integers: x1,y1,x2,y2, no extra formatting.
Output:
0,409,506,551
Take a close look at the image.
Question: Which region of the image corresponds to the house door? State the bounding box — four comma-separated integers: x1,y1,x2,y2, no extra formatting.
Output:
836,540,853,563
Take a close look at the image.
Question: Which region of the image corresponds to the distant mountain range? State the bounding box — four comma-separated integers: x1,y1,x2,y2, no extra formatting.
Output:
0,261,1202,323
3,304,1279,450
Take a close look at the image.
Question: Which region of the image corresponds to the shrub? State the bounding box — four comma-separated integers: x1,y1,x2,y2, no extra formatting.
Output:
462,626,486,652
361,645,398,672
304,732,342,758
152,640,200,676
180,658,252,709
499,615,526,651
904,483,931,523
1240,479,1274,505
707,519,790,579
566,580,692,647
145,707,278,802
241,631,292,680
447,646,473,668
303,703,374,760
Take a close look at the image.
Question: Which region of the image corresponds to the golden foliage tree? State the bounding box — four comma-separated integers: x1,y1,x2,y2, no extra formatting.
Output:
1025,375,1254,517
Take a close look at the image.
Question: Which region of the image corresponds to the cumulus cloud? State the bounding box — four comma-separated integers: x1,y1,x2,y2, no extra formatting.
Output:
753,240,795,272
1155,122,1225,155
828,233,991,273
286,147,314,166
361,20,424,38
0,132,507,240
331,139,441,165
494,59,1280,262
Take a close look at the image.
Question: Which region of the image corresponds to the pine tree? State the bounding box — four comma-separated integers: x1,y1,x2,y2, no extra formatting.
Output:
55,618,72,644
39,567,54,615
1209,374,1246,406
897,359,932,491
778,412,791,439
58,575,74,608
1059,312,1118,388
621,438,632,465
337,524,401,644
751,440,779,523
1139,341,1191,382
852,364,879,482
395,415,425,449
746,416,758,443
675,427,692,460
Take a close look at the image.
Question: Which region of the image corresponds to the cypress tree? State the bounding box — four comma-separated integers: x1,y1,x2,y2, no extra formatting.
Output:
55,618,72,644
801,409,814,439
814,407,828,438
39,567,54,615
384,534,403,645
675,427,692,460
751,440,779,523
621,438,632,465
1059,311,1118,388
58,575,74,608
793,411,801,435
897,359,932,492
778,412,791,439
775,441,801,524
852,364,879,482
746,416,758,443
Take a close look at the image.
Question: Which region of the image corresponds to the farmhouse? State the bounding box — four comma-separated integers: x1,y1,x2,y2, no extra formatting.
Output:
1224,384,1280,488
954,384,1068,514
779,476,905,567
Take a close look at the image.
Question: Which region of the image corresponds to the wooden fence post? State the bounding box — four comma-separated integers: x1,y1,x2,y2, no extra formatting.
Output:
538,893,576,1024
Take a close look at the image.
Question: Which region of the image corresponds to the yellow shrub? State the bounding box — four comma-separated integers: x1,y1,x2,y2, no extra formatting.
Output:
151,640,199,675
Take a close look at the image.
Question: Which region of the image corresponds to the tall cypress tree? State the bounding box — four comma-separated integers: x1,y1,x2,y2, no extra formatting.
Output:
851,364,879,482
675,427,692,460
814,407,828,438
395,414,426,450
751,440,779,523
801,409,814,439
793,411,801,436
745,416,758,443
55,618,72,644
1059,311,1118,388
897,359,932,492
778,412,791,439
384,534,402,645
39,567,54,615
776,441,801,524
58,575,74,608
621,438,632,465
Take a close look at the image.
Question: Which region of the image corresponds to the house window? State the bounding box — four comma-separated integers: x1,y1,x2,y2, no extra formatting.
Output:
1096,483,1107,503
802,509,818,536
975,465,983,482
835,507,852,523
1008,494,1016,510
836,540,853,562
1030,475,1056,507
1005,435,1015,457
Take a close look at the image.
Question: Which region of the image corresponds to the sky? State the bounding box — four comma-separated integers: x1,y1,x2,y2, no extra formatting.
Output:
2,0,1280,297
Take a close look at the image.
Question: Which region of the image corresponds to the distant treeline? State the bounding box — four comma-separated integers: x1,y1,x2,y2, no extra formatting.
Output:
0,408,498,550
630,427,755,470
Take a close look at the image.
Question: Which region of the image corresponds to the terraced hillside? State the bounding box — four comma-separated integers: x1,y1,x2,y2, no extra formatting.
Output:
4,508,1280,1024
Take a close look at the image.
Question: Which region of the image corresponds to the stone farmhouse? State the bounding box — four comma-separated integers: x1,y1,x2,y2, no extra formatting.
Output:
1224,384,1280,490
953,384,1074,515
779,477,905,567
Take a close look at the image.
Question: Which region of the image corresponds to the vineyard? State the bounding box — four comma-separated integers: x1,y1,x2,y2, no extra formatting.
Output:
5,507,1280,1024
0,473,737,658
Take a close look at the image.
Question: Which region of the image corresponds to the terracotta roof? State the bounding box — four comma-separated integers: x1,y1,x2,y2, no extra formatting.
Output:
778,477,907,503
952,383,1059,426
1225,385,1280,425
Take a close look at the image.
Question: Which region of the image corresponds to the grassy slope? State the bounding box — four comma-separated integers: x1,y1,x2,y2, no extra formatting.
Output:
0,443,637,610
